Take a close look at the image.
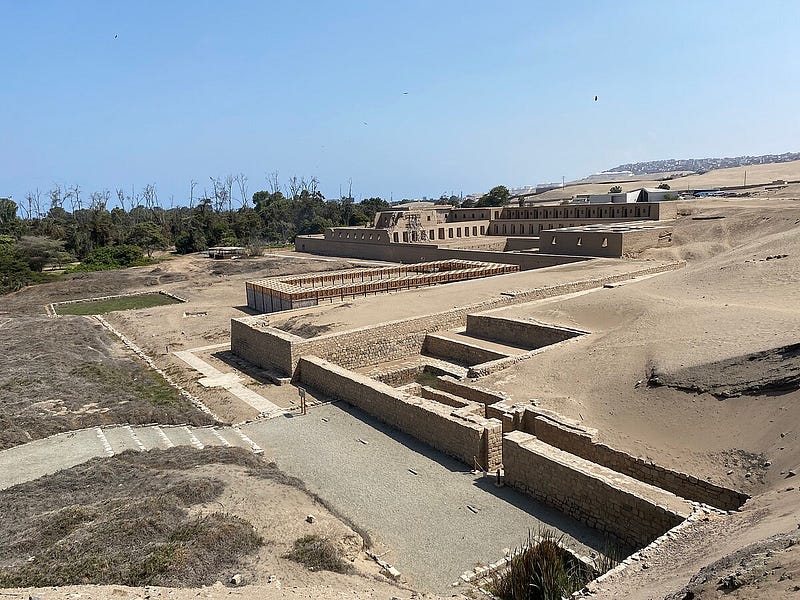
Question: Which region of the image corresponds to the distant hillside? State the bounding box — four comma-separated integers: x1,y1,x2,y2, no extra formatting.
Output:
608,152,800,175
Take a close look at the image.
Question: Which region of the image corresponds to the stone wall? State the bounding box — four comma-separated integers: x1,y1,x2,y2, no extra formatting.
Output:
503,431,690,548
230,319,298,375
295,235,589,269
466,314,586,349
423,333,508,366
296,356,503,470
526,410,748,510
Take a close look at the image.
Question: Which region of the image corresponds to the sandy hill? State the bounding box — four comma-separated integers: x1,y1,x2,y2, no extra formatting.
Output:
533,160,800,201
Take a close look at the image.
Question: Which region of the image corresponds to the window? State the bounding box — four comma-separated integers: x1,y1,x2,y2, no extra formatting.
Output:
430,229,435,239
456,227,461,237
601,237,608,247
448,228,453,238
551,236,557,244
472,226,477,235
393,232,399,242
480,226,485,234
502,224,507,234
577,237,582,246
511,224,516,234
403,231,409,242
427,215,431,221
438,227,445,238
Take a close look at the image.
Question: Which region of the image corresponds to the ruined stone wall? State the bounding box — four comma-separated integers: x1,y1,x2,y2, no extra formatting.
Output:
230,319,298,374
422,333,508,366
527,412,748,510
503,432,689,548
297,356,502,470
466,314,585,349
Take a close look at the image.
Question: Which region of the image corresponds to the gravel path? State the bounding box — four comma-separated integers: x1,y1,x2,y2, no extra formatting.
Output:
242,403,605,593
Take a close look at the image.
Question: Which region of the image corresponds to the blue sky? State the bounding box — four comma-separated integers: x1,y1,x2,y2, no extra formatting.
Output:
2,1,799,206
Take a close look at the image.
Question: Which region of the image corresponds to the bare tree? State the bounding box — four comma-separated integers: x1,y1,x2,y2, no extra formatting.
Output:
68,184,82,211
89,190,110,212
48,184,64,213
266,171,281,195
189,179,198,208
288,176,302,200
234,173,249,209
142,184,158,211
225,174,234,214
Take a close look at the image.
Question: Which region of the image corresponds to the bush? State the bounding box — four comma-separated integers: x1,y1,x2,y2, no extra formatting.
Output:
488,529,598,600
285,534,353,574
609,185,623,194
67,245,153,272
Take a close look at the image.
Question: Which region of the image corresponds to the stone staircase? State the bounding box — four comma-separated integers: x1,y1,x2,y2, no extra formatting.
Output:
0,424,264,491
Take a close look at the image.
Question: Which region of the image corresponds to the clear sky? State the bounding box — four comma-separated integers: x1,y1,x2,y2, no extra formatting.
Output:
2,0,799,206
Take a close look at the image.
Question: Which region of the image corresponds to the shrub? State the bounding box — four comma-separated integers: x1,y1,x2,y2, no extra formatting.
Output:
488,529,598,600
67,245,153,272
285,534,353,574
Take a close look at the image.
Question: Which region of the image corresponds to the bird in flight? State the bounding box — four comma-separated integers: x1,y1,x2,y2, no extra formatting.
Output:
115,34,118,39
594,95,598,101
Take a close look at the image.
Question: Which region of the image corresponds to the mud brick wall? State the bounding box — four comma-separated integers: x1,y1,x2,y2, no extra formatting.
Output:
297,356,503,470
527,412,747,510
503,432,689,548
466,314,585,349
230,319,297,374
422,333,508,366
436,376,509,406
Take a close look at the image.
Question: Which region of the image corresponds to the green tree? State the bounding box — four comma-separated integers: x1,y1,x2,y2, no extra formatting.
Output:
609,185,623,193
0,198,19,235
127,222,168,258
657,183,671,190
477,185,510,207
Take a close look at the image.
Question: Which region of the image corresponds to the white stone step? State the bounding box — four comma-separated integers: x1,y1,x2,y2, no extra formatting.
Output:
101,426,141,454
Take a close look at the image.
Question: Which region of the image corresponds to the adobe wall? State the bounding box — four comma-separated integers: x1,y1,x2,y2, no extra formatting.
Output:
296,356,503,470
503,432,689,548
423,333,508,366
465,314,586,349
295,235,588,270
525,410,748,510
231,260,686,376
539,230,625,258
230,319,298,375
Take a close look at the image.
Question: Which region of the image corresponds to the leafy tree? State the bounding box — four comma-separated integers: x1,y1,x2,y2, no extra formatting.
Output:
609,185,623,193
0,198,19,235
127,222,168,258
657,183,671,190
477,185,510,207
16,236,68,272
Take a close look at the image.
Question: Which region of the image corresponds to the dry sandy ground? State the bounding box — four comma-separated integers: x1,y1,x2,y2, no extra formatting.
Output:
535,159,800,201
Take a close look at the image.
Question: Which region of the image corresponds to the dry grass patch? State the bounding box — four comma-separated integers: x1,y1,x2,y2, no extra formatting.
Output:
0,447,272,588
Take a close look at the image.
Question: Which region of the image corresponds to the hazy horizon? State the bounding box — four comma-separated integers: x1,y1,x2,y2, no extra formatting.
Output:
3,1,800,207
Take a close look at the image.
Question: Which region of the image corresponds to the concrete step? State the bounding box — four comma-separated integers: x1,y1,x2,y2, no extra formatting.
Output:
191,426,231,448
101,426,142,454
436,331,531,356
135,425,174,450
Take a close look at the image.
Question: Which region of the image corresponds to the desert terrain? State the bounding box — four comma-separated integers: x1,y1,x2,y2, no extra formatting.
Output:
1,190,799,599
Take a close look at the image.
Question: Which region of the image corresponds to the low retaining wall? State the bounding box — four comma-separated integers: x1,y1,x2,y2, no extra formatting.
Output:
297,356,503,470
466,314,586,349
423,333,508,366
503,432,690,548
524,409,748,510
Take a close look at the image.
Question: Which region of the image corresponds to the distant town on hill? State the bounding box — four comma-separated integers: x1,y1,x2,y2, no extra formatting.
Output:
607,152,800,175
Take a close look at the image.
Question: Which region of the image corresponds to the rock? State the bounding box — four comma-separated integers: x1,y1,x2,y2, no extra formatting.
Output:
228,574,243,586
764,461,772,468
306,514,315,523
788,470,797,478
727,470,734,475
745,472,752,478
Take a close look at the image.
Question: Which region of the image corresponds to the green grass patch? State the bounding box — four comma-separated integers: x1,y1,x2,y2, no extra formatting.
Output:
55,293,181,315
69,362,183,408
